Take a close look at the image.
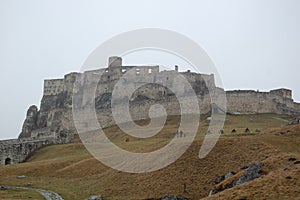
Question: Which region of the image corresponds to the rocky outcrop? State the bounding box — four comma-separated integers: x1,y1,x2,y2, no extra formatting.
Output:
146,195,189,200
18,90,74,143
87,195,103,200
160,195,189,200
210,162,263,195
1,90,74,165
19,105,38,138
289,117,300,125
3,186,64,200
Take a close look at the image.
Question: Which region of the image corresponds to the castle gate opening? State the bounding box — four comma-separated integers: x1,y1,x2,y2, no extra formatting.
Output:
5,157,11,165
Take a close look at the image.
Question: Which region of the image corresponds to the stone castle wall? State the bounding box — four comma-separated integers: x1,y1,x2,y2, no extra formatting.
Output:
226,89,300,115
0,138,56,165
37,57,300,137
44,79,64,96
1,56,300,166
22,56,300,139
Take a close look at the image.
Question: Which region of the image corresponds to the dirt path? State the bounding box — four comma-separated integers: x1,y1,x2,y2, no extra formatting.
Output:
271,116,289,122
5,186,64,200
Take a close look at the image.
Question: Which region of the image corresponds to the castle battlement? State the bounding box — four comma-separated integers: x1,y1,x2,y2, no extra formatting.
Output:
43,56,215,98
43,79,64,96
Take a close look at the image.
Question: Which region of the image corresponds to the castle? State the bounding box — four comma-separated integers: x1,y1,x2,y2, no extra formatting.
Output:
1,56,300,165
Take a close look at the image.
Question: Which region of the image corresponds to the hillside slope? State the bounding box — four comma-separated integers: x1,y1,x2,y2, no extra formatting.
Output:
0,114,299,200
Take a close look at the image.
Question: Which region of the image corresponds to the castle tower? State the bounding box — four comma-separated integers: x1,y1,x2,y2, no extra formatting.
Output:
108,56,122,68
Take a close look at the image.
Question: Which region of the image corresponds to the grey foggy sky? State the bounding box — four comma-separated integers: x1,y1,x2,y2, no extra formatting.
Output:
0,0,299,139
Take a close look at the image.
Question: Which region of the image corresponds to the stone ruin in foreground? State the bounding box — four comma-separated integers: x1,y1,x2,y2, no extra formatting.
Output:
1,56,300,165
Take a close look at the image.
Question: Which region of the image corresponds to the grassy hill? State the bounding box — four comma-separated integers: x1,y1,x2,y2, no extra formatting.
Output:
0,114,299,200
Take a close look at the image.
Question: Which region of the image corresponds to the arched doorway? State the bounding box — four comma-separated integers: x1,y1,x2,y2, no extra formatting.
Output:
5,158,11,165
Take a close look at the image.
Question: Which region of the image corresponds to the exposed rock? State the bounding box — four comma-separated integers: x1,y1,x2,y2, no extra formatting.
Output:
209,189,220,196
289,118,299,125
160,195,189,200
240,165,249,170
0,186,8,190
19,105,38,138
132,94,152,102
275,132,285,136
145,195,189,200
36,111,48,128
211,163,263,196
17,175,26,179
214,176,224,184
229,162,263,187
224,172,235,179
5,186,64,200
95,93,112,109
87,195,103,200
58,129,72,141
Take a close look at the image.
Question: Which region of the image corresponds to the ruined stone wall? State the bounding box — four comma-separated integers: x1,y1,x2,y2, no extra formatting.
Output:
64,72,81,95
270,88,292,99
226,89,300,115
226,91,277,114
2,56,300,166
0,138,56,165
294,102,300,110
19,61,214,142
43,79,64,96
24,57,300,146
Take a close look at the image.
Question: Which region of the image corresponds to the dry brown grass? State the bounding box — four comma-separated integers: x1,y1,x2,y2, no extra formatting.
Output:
0,188,44,200
0,114,299,200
